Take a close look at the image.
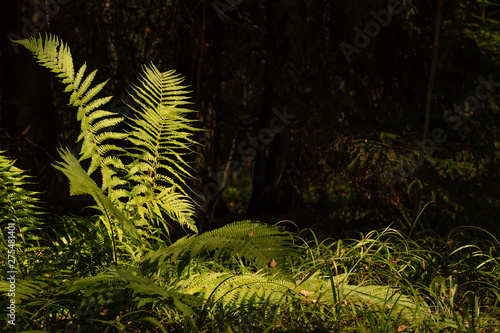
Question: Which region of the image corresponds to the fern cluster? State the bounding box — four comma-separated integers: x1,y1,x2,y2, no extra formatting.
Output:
15,34,199,259
0,34,453,332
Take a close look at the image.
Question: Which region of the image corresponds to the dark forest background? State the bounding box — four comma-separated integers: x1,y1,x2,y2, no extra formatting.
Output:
1,0,499,237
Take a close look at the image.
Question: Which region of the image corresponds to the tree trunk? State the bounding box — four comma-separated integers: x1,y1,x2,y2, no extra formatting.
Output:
181,0,230,225
247,0,300,216
1,0,63,211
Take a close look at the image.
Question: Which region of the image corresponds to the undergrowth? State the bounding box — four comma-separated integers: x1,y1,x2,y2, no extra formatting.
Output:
0,34,499,332
1,209,499,332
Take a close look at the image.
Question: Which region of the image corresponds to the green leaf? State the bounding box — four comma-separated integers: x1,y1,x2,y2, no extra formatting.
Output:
53,148,139,242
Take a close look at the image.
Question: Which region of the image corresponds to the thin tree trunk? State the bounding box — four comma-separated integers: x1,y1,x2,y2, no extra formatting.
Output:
191,0,229,224
1,0,62,211
421,0,444,145
102,0,119,92
410,0,444,234
248,0,274,215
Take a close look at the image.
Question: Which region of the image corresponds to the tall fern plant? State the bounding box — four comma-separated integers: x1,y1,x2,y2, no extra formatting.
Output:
15,34,199,263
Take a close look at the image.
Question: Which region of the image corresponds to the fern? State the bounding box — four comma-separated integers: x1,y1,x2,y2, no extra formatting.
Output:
296,272,419,320
177,271,295,312
53,148,139,244
15,34,199,251
141,221,421,320
123,63,200,233
0,277,49,301
0,151,43,275
14,34,126,175
174,265,420,320
0,153,73,331
64,267,201,319
144,220,294,275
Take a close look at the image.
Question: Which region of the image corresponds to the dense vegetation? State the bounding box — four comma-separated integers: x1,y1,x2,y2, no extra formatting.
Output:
1,0,499,332
1,33,499,332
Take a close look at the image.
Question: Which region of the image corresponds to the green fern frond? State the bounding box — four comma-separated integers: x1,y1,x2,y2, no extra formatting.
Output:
177,267,420,320
53,148,139,243
14,34,125,174
0,278,49,302
145,221,294,274
14,34,74,82
178,271,296,313
0,152,43,275
65,268,200,317
122,63,200,233
127,64,199,183
298,273,420,319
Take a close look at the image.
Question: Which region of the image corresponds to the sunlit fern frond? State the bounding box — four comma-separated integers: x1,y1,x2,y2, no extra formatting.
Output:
0,278,50,305
53,148,139,243
297,272,421,320
177,271,296,314
14,34,126,175
127,185,197,235
127,63,198,191
0,152,43,275
123,63,200,233
145,220,295,275
177,266,421,320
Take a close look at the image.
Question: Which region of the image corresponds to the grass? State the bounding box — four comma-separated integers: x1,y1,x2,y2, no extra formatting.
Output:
1,221,499,332
193,225,500,332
